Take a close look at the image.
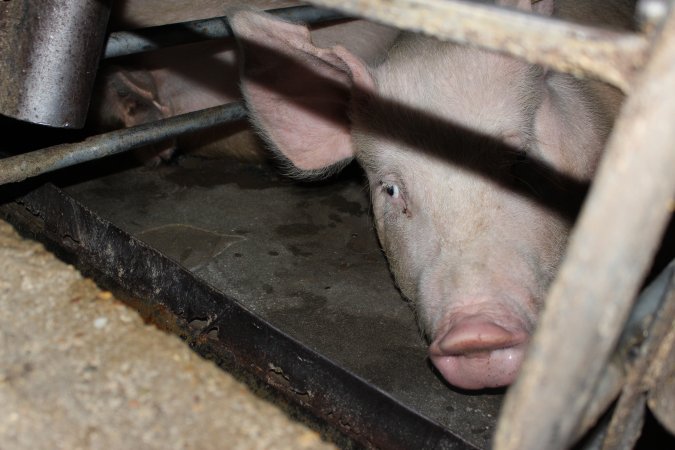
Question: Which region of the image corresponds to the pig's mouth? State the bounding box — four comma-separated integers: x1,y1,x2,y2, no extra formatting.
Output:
428,319,530,390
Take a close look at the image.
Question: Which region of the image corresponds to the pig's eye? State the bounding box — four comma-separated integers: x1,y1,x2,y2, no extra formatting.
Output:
383,182,400,199
379,180,409,216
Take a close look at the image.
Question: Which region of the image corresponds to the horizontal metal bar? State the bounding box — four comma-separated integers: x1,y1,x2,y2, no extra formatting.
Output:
0,102,246,186
306,0,649,91
104,5,346,59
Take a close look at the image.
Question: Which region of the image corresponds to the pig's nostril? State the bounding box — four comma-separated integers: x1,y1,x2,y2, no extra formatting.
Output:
429,321,529,390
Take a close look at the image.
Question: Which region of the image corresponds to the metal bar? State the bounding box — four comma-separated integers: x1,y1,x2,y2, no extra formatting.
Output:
646,288,675,436
601,276,675,449
575,260,675,442
493,5,675,450
0,0,112,128
304,0,648,92
0,103,246,186
104,6,346,59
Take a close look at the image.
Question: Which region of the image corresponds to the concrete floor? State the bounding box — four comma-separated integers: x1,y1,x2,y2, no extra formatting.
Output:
62,156,502,448
0,219,336,450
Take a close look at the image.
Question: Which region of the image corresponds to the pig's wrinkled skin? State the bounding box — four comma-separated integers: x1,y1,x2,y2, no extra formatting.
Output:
230,0,633,390
92,0,399,165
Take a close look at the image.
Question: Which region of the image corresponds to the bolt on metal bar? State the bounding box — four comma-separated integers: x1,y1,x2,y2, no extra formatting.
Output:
494,4,675,449
0,102,246,186
305,0,649,92
104,5,346,59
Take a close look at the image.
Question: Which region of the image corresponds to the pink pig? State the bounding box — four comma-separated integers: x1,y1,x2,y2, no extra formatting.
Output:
230,0,629,389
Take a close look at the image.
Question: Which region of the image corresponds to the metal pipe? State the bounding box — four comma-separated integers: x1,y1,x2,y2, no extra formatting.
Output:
0,103,246,185
304,0,649,92
0,0,112,128
104,6,346,59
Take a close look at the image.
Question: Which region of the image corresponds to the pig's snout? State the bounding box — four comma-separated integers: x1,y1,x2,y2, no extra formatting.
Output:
429,319,529,390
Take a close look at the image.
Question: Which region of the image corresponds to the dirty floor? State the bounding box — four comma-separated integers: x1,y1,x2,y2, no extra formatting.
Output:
0,219,336,450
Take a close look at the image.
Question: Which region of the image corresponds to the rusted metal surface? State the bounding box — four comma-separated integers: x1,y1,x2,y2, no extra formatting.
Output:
0,102,246,185
574,260,675,442
0,0,112,128
305,0,648,91
647,269,675,435
646,306,675,435
601,272,675,449
104,6,346,59
494,5,675,449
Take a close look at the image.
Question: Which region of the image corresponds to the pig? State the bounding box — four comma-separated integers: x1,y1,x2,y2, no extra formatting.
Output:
229,0,632,390
91,1,399,165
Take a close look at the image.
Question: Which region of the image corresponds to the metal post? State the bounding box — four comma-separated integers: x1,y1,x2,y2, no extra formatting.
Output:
0,0,112,128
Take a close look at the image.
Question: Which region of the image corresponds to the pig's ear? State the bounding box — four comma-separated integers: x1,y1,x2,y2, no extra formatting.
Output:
230,11,374,176
99,67,173,127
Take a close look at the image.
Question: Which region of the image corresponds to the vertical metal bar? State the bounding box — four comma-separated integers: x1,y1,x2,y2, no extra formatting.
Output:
573,260,675,443
494,5,675,450
0,0,112,128
601,277,675,449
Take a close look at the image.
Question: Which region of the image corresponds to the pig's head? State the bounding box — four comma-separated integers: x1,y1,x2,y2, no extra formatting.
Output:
92,65,177,166
231,0,606,390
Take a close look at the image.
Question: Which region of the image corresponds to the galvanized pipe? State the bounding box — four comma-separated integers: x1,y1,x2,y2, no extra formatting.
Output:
0,102,246,185
0,0,112,128
104,6,346,59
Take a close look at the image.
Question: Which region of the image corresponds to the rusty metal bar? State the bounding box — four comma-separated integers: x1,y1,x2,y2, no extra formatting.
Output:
0,102,246,186
601,274,675,449
104,5,346,59
305,0,649,92
574,259,675,442
646,292,675,437
493,5,675,450
0,0,112,128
